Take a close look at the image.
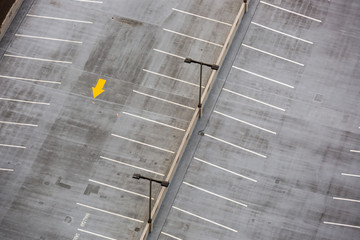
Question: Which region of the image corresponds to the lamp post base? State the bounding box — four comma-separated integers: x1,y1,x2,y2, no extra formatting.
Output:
148,219,152,233
198,103,202,118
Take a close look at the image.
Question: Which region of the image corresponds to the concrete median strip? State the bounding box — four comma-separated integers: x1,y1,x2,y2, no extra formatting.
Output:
139,1,249,239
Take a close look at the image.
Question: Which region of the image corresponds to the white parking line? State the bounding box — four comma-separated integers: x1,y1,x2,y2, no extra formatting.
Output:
260,1,322,23
214,110,277,134
133,90,195,110
161,232,183,240
172,8,232,26
172,206,237,232
194,157,257,182
0,75,61,84
27,14,93,24
75,0,103,3
223,88,286,111
99,156,165,176
143,69,203,88
0,143,26,149
77,229,116,240
89,179,153,199
333,197,360,203
205,134,267,158
163,28,223,47
3,54,72,64
251,22,313,44
111,134,175,154
323,221,360,229
0,97,50,105
122,111,185,132
341,173,360,178
232,66,294,88
76,203,144,223
0,168,14,172
15,34,82,44
183,182,247,207
242,44,304,66
0,121,38,127
350,150,360,153
153,49,185,60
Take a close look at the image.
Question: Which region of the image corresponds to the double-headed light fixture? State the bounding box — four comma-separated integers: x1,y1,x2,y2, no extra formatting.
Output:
184,58,219,117
132,174,169,234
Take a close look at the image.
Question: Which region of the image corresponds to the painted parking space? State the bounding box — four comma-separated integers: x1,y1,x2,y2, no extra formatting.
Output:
0,0,247,240
156,0,360,239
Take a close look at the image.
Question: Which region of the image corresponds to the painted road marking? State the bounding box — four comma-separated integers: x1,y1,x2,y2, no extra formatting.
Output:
223,88,286,111
0,97,50,105
80,213,90,227
77,229,116,240
92,78,106,98
350,150,360,153
15,34,82,44
194,157,257,182
161,232,183,240
143,69,204,88
3,54,72,64
0,121,38,127
0,144,26,149
27,14,93,23
333,197,360,203
153,49,185,60
72,233,80,240
76,203,144,223
323,222,360,229
205,134,267,158
0,75,61,84
232,66,294,88
260,1,322,23
172,8,232,26
75,0,103,3
89,179,154,199
172,206,238,232
341,173,360,178
251,22,313,44
122,111,185,131
0,168,14,172
100,156,164,176
183,182,247,207
163,28,223,47
242,44,304,66
111,134,175,154
214,110,277,134
133,90,195,110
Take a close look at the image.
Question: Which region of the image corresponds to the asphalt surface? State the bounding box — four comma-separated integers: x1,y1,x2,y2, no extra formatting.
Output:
1,0,360,240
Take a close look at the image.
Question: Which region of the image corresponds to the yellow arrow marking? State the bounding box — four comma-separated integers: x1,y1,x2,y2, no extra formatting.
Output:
92,78,106,98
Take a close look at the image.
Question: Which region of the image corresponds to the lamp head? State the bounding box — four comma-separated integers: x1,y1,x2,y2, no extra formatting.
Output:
161,181,169,187
211,64,219,70
184,58,192,64
132,173,141,180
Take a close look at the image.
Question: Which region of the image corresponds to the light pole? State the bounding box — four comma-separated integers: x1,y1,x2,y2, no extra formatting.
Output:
132,173,169,234
184,58,219,117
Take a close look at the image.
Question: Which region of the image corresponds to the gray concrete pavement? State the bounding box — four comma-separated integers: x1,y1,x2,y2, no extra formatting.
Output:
1,0,360,240
152,0,360,240
0,0,244,240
